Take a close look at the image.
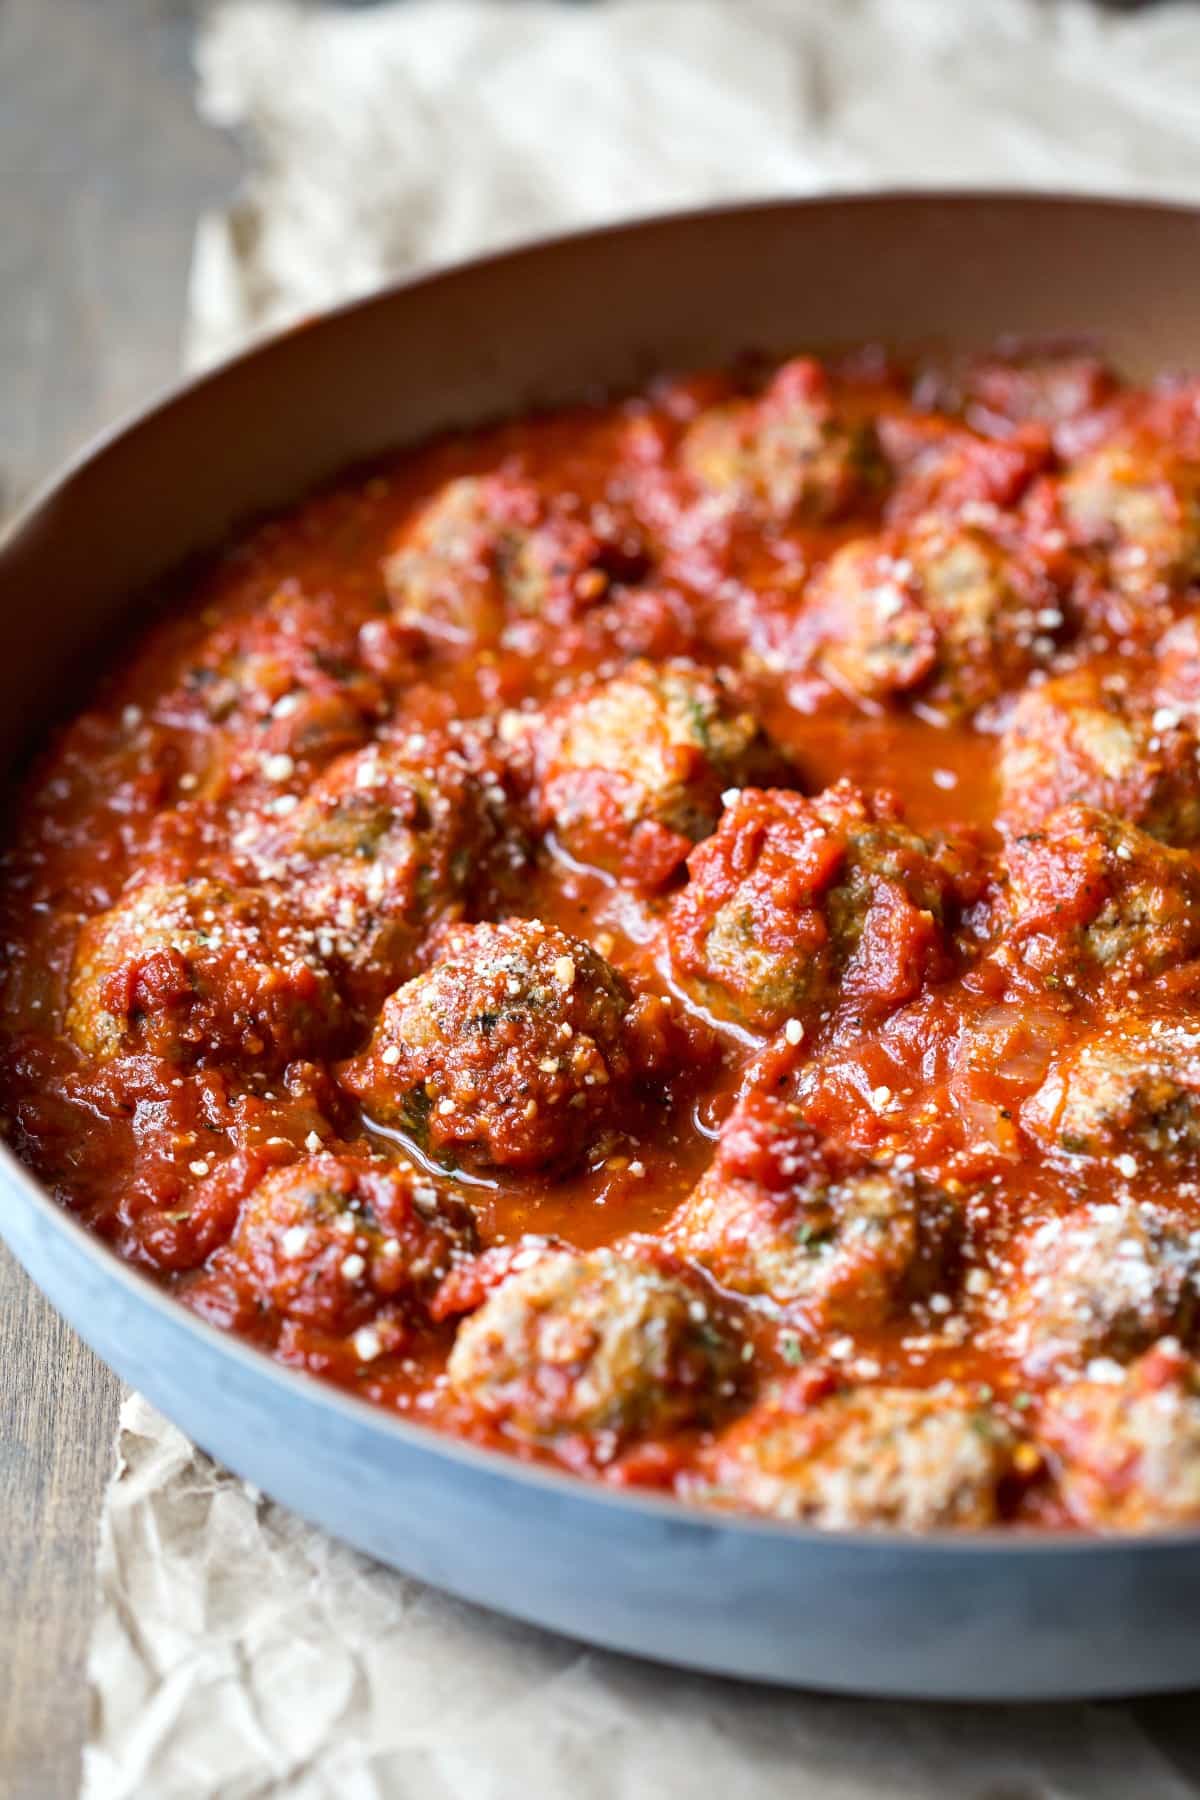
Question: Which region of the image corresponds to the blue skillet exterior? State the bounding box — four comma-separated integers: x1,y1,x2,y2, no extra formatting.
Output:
4,194,1200,1699
7,1147,1200,1699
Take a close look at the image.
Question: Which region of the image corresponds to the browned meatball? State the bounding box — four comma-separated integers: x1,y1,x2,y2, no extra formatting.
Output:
339,919,683,1174
1023,1016,1200,1167
961,350,1116,430
800,515,1066,717
383,472,643,649
669,1092,960,1328
1003,1203,1200,1374
665,782,980,1030
679,357,887,527
66,878,347,1069
160,584,386,792
1154,613,1200,714
998,668,1200,844
1059,439,1200,597
447,1245,743,1450
522,659,787,888
210,1151,477,1339
878,412,1050,528
706,1383,1017,1528
247,729,526,1008
1041,1346,1200,1529
1001,806,1200,989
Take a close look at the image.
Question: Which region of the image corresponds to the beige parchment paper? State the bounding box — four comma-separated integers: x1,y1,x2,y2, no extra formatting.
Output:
84,3,1200,1794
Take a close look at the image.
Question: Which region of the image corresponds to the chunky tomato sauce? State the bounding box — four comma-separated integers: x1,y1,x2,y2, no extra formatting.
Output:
9,344,1200,1531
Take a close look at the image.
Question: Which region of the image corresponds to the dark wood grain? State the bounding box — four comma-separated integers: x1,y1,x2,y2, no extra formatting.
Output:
0,2,236,1793
0,1245,120,1800
0,0,238,518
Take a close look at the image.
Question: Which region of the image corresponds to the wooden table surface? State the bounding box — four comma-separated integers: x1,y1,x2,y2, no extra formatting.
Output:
5,2,1200,1796
0,3,236,1792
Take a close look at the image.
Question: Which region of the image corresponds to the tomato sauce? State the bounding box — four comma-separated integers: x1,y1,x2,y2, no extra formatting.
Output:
7,345,1200,1531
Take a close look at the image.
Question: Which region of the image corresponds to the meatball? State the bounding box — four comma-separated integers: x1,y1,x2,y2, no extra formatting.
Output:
524,659,787,887
707,1383,1017,1528
447,1245,743,1450
878,412,1050,527
1059,440,1200,597
1004,1203,1200,1374
164,583,385,788
1002,806,1200,987
1154,613,1200,714
383,472,642,649
665,782,978,1030
248,729,526,1008
339,919,683,1174
211,1151,477,1337
679,357,886,526
961,350,1116,431
1041,1346,1200,1529
800,515,1065,717
66,878,347,1069
1024,1016,1200,1166
669,1089,960,1327
998,668,1200,844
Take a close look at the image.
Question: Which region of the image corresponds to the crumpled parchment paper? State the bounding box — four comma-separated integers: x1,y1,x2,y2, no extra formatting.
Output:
84,2,1200,1794
86,1392,1197,1800
186,0,1200,370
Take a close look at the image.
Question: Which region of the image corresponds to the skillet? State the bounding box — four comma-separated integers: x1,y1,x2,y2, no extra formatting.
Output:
5,193,1200,1699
